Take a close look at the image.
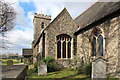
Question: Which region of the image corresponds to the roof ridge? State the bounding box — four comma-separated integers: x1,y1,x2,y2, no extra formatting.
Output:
44,7,71,30
74,2,97,20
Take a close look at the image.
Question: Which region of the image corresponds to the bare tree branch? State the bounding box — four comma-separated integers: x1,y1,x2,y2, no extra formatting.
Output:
0,1,16,34
0,1,16,51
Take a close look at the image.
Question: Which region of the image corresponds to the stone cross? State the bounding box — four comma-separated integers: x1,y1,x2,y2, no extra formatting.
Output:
7,60,13,65
38,62,47,76
92,57,106,80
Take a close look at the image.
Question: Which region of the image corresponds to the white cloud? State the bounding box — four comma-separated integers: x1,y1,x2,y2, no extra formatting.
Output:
1,27,33,55
32,1,94,20
0,1,95,55
33,2,65,20
65,2,94,19
0,0,33,55
27,11,34,27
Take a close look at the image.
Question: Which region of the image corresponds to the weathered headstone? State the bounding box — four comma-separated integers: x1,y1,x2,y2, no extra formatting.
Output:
17,59,19,63
38,62,47,76
7,60,13,65
92,57,106,80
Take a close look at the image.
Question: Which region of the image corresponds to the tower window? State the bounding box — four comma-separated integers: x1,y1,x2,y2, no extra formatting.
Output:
41,22,44,28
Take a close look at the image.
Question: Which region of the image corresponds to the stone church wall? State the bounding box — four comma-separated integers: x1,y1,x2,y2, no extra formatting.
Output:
76,15,120,74
44,9,77,68
45,9,77,59
33,45,38,64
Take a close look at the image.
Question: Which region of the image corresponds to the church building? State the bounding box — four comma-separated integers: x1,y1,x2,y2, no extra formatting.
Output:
32,2,120,75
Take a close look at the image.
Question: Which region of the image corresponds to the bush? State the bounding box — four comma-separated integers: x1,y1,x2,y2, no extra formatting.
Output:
77,63,92,77
34,62,38,72
77,65,84,74
84,63,92,76
106,75,119,80
34,56,55,73
42,56,55,72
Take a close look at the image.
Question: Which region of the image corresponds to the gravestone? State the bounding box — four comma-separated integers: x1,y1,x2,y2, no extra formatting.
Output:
17,59,19,63
7,60,13,65
92,57,106,80
38,62,47,76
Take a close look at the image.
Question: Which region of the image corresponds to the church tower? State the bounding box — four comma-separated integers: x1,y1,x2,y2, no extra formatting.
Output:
33,13,51,40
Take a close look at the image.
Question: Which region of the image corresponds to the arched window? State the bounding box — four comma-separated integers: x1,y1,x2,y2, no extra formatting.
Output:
90,28,103,57
57,34,71,59
91,37,96,56
63,41,66,58
57,41,61,58
68,42,71,58
41,22,44,28
98,35,103,56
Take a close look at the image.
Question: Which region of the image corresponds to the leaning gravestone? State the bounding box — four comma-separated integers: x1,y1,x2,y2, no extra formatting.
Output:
7,60,13,65
92,57,106,80
38,62,47,76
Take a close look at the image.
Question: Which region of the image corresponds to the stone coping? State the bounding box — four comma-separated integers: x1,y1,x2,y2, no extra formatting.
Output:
2,65,28,78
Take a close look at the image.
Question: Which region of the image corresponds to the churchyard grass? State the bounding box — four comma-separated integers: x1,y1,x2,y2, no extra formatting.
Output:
1,59,21,65
27,68,90,80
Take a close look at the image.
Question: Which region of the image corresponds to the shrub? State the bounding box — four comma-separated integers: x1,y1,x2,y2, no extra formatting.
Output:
84,63,92,76
34,56,55,73
77,65,84,74
77,63,92,77
34,62,38,72
106,75,119,80
42,56,55,72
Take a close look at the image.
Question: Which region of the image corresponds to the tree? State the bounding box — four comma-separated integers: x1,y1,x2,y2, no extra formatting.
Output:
0,1,16,34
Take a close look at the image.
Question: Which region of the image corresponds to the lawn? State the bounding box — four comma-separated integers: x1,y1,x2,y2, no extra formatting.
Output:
1,59,21,65
27,68,90,80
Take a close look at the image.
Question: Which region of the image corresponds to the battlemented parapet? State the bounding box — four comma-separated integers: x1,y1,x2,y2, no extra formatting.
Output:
33,13,51,41
33,13,51,22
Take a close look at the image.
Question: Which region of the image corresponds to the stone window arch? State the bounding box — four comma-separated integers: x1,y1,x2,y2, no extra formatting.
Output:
90,27,103,57
56,34,71,59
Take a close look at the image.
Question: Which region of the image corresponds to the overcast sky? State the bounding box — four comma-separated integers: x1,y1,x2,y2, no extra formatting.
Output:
0,0,95,55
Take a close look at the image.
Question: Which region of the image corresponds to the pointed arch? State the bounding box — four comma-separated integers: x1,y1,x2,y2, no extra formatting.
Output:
90,27,104,57
91,37,96,56
98,34,103,56
56,34,71,59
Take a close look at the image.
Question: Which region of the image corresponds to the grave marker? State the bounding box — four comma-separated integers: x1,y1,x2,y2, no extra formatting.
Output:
92,57,106,80
38,62,47,76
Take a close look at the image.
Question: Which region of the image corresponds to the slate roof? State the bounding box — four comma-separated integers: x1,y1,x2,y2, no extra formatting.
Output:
74,2,120,34
22,49,33,56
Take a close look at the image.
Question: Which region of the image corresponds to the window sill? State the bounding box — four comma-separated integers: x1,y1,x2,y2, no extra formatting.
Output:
56,58,72,61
